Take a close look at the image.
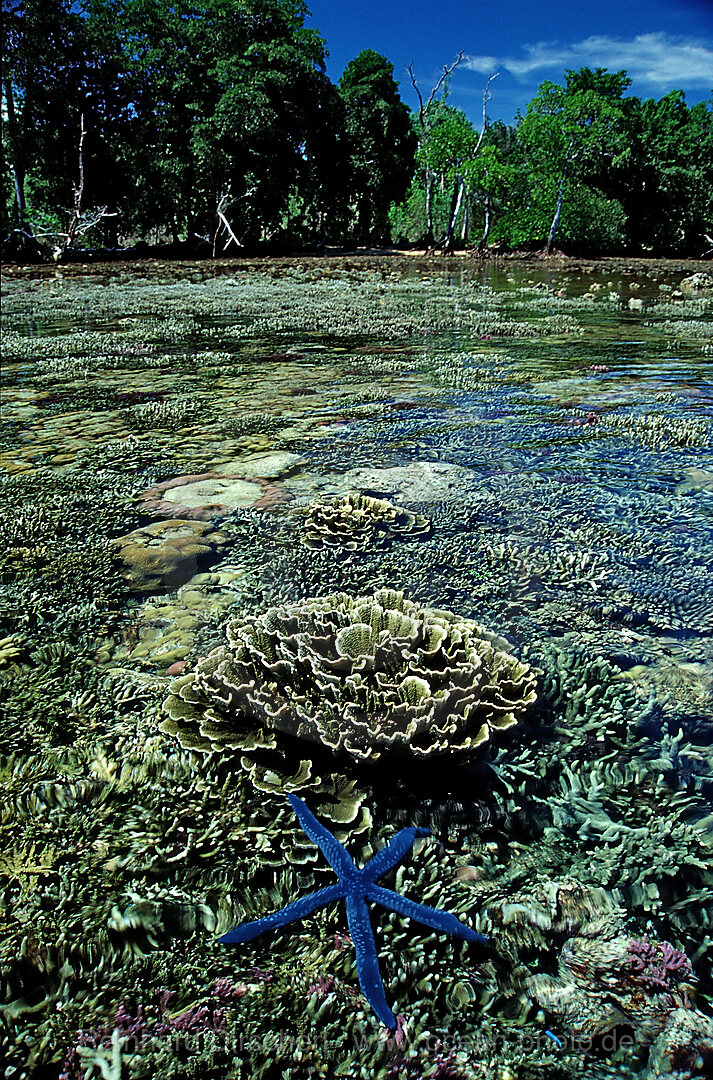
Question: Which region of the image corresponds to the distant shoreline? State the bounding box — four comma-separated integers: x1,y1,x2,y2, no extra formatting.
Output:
2,249,711,277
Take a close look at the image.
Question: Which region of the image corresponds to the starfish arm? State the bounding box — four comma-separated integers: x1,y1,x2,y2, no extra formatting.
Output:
288,794,356,879
219,883,345,944
367,884,489,945
361,827,431,884
346,894,397,1030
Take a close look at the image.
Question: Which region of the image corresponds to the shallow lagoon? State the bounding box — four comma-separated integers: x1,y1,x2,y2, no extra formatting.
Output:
1,258,712,1079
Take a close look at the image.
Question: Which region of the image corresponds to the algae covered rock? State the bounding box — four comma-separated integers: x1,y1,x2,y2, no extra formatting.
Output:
137,471,285,520
112,519,230,592
301,492,431,550
162,588,536,763
679,272,713,295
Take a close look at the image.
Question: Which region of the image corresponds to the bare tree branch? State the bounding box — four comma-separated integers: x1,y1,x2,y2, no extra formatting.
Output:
473,72,499,156
212,189,256,255
425,50,465,112
44,114,116,260
406,62,424,123
407,51,465,127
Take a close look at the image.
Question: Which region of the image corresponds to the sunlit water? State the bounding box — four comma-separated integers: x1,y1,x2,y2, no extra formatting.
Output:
1,258,712,1080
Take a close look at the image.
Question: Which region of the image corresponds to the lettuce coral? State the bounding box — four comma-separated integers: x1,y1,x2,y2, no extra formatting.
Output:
162,588,536,763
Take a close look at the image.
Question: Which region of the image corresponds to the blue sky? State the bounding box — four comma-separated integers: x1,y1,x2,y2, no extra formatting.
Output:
305,0,713,124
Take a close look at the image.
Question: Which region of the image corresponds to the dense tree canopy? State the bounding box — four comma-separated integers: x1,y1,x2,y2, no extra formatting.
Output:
2,2,711,258
337,49,416,243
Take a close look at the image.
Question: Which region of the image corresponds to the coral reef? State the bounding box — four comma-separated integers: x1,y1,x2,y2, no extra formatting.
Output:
2,257,712,1080
162,589,537,764
136,472,285,520
679,273,713,295
220,795,487,1028
111,519,232,593
301,492,431,550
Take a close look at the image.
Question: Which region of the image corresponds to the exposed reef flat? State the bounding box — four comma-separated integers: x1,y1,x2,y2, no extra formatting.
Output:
1,259,712,1080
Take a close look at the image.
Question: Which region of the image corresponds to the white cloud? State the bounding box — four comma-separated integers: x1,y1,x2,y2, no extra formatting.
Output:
465,33,713,89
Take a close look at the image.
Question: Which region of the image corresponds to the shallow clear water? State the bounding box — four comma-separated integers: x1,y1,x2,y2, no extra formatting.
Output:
1,258,712,1080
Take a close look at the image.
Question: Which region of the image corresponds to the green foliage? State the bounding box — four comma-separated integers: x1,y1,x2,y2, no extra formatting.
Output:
497,176,626,254
417,103,478,178
338,50,416,243
107,0,334,246
515,68,630,250
1,7,710,258
611,91,713,254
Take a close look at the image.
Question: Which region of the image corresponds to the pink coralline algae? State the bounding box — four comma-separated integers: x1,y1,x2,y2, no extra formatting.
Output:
137,472,287,520
568,411,598,428
59,979,246,1080
626,936,693,992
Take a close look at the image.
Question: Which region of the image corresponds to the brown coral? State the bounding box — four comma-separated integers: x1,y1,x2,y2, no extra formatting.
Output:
301,493,431,550
161,588,536,764
111,519,231,592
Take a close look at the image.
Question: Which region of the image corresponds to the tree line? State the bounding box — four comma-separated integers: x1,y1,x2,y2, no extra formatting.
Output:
2,0,711,260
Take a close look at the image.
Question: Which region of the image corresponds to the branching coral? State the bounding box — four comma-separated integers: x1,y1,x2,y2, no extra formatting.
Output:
627,937,693,992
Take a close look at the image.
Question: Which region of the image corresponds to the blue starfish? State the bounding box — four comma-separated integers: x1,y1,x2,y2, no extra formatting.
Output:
220,794,488,1028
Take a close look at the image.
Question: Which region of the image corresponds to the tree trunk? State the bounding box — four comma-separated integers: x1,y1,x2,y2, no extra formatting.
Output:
425,169,434,242
3,79,27,226
460,193,469,243
546,167,567,254
478,193,491,250
61,113,87,256
443,177,464,251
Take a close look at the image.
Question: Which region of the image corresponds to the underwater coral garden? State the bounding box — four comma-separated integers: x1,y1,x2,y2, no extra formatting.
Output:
1,259,712,1080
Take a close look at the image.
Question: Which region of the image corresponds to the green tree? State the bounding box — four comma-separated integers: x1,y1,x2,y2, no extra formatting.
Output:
2,0,82,252
103,0,331,248
462,143,519,249
610,90,713,254
517,67,630,252
338,49,416,244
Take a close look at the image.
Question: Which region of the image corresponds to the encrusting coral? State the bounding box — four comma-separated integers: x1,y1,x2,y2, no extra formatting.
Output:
301,493,431,550
162,588,537,767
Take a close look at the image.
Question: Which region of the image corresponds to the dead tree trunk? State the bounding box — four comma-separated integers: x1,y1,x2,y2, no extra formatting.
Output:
2,79,27,226
425,168,434,242
61,113,87,256
545,166,568,254
213,192,244,255
427,72,499,254
478,193,491,250
50,115,115,261
408,52,465,246
442,177,464,251
460,193,469,243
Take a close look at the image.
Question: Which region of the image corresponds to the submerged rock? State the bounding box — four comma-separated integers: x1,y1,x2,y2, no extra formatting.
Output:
344,461,475,504
111,519,230,592
679,272,713,295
